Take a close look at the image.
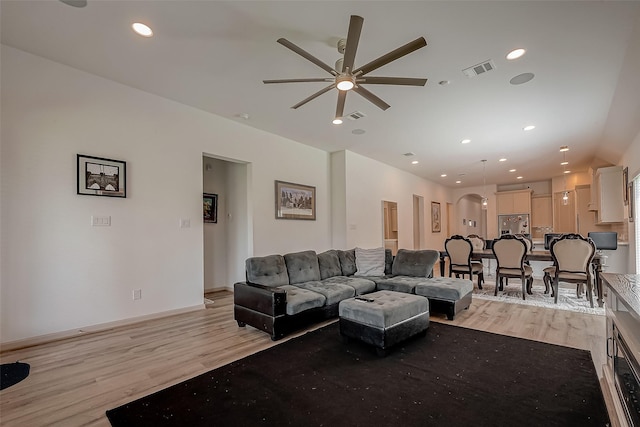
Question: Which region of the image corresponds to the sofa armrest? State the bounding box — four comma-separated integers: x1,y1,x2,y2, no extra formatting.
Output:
234,282,287,317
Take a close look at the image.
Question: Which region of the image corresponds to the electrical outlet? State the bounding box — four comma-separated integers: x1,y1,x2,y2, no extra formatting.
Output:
180,219,190,228
133,289,142,300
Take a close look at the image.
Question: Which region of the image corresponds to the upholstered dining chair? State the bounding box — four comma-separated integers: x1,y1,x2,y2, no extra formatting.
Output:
445,235,484,289
467,234,489,279
492,235,533,300
549,233,596,308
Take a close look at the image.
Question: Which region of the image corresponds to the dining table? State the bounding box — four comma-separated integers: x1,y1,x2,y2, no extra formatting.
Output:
438,249,605,307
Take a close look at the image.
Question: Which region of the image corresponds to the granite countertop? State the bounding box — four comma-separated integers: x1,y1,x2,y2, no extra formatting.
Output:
602,273,640,320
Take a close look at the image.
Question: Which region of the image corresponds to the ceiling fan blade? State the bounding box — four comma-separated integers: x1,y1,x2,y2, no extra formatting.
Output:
357,77,427,86
353,37,427,76
342,15,364,72
263,78,333,84
353,86,390,111
291,84,335,109
277,38,337,76
335,90,347,119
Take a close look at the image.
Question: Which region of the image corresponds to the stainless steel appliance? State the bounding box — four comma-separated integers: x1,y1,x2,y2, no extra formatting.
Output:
498,214,530,236
613,326,640,426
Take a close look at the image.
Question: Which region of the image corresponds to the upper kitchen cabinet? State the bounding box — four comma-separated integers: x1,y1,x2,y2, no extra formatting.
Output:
593,166,624,223
496,189,532,215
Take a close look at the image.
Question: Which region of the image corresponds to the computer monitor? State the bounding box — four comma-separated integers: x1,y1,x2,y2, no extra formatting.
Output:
544,233,563,250
588,232,618,251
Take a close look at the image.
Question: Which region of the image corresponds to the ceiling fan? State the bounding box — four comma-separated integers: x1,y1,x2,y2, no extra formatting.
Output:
263,15,428,123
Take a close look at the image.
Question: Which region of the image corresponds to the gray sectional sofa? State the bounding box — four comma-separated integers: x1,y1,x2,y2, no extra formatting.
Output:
234,248,472,340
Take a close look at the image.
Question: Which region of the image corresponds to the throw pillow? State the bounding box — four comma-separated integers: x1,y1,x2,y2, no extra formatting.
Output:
354,247,385,277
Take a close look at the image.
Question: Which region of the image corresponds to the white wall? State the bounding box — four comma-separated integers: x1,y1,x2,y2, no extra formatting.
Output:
340,151,452,252
0,46,332,343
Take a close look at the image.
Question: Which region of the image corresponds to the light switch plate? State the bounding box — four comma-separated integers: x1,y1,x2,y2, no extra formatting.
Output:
91,215,111,226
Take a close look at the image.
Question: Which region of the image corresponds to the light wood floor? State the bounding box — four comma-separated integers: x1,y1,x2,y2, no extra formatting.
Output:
0,290,613,426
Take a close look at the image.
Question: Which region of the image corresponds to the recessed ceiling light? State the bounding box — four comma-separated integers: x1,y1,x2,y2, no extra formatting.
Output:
499,158,507,162
523,125,536,131
132,22,153,37
461,139,471,144
439,80,450,86
440,174,447,178
517,176,523,180
564,170,571,174
509,169,516,172
411,160,419,165
332,118,343,125
237,113,250,120
561,161,568,166
506,48,526,60
455,180,461,184
352,129,366,135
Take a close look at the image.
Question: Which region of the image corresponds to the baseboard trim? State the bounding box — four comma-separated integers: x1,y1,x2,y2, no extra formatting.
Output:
0,303,205,353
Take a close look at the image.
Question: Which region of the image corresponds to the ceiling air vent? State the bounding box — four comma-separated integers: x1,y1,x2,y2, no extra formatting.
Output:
462,60,496,77
346,111,366,121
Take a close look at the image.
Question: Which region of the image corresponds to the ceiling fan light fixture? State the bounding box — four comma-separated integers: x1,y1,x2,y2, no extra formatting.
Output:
336,75,355,91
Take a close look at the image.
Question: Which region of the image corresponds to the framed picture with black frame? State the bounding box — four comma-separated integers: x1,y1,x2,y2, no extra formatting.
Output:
77,154,126,198
203,193,218,223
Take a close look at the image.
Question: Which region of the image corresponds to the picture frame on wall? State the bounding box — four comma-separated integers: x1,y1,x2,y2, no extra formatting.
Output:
275,180,316,220
77,154,126,198
623,166,629,206
203,193,218,223
431,201,441,232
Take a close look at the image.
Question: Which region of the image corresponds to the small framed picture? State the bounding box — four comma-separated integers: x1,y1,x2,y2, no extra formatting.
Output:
77,154,126,198
203,193,218,223
275,180,316,220
431,201,441,232
623,167,629,206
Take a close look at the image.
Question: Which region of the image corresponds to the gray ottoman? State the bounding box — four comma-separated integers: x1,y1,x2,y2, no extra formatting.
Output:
338,290,429,356
414,277,473,320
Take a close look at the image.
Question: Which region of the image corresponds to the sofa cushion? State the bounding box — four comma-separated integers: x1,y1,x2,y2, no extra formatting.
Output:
277,285,326,315
245,254,289,287
338,249,357,276
322,276,376,295
284,250,321,284
317,250,343,280
414,277,473,301
339,290,429,329
392,249,440,277
373,276,429,294
295,281,355,306
355,247,386,277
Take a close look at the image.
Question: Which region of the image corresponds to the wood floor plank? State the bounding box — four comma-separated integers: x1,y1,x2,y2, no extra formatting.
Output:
1,290,612,426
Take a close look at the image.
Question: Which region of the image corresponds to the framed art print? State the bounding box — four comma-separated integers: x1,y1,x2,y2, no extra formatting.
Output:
77,154,126,198
275,180,316,220
203,193,218,223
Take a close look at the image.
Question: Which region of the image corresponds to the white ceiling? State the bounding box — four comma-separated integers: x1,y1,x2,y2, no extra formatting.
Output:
2,1,640,187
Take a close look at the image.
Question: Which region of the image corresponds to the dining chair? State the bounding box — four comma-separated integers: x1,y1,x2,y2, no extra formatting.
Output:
492,235,533,300
445,235,484,289
467,234,489,278
549,233,596,308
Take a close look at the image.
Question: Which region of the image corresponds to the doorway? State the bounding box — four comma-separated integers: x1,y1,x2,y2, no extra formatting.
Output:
202,155,251,301
413,195,425,249
382,200,398,255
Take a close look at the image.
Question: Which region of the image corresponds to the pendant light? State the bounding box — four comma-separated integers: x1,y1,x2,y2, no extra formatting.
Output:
560,146,569,205
481,159,488,209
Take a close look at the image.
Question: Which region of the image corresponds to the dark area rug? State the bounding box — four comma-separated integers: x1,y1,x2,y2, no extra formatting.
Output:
1,362,30,390
106,322,609,426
